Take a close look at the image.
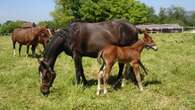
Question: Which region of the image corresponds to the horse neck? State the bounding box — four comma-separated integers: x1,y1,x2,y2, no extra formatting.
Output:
131,39,145,53
44,36,64,69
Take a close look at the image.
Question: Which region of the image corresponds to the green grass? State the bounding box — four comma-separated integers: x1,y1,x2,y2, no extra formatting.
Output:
0,33,195,110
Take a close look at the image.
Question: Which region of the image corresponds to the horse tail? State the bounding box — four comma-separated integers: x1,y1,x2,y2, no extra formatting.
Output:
139,61,148,75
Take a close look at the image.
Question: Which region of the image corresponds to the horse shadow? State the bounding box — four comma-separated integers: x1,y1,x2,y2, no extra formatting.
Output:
27,54,42,58
84,75,120,87
144,80,161,86
84,72,161,89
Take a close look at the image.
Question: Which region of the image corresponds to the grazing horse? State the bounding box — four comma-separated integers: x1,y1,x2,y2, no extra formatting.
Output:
12,26,52,57
38,20,143,95
96,32,158,95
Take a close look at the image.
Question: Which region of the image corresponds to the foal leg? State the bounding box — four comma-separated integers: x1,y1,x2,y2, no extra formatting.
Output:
132,63,143,91
103,64,112,94
97,65,104,95
19,44,22,56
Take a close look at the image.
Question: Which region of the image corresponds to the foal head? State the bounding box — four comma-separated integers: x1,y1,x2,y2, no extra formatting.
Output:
143,32,158,51
38,59,56,95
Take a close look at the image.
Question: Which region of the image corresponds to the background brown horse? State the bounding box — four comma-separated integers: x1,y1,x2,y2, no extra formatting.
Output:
12,26,52,57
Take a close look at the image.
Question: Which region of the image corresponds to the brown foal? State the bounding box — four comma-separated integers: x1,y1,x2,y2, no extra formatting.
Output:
97,32,158,95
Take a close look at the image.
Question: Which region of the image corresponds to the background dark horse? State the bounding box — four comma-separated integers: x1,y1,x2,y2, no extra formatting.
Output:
38,20,143,95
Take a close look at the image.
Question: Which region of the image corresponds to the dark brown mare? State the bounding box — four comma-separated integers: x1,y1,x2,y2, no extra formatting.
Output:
12,26,52,57
96,32,158,95
38,20,143,95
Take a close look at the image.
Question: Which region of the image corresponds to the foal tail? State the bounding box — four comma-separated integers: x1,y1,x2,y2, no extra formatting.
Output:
97,50,103,65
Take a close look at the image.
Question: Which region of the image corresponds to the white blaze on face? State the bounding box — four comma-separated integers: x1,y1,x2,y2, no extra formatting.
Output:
152,45,158,50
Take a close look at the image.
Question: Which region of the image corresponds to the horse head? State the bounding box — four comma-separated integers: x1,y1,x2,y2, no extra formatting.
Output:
38,58,56,95
36,27,52,47
143,32,158,51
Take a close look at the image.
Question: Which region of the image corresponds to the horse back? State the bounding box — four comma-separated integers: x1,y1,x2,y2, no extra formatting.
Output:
12,28,36,44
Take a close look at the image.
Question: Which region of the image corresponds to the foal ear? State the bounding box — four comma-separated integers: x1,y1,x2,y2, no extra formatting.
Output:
144,31,149,38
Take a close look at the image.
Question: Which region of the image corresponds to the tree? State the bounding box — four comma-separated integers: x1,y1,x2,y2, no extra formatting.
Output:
39,20,59,30
146,7,159,24
51,0,151,25
158,6,187,26
0,20,24,35
158,7,167,24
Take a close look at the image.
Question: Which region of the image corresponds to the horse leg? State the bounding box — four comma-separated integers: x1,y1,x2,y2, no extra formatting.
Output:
19,44,22,56
117,63,124,81
13,41,16,56
73,53,87,84
31,44,37,57
80,61,87,85
132,63,143,91
26,45,29,58
43,43,46,50
121,64,129,87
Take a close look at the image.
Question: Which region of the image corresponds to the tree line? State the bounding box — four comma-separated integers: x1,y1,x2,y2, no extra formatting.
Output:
0,0,195,35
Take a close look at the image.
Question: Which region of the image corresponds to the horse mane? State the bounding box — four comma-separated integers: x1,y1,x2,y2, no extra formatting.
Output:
44,26,71,58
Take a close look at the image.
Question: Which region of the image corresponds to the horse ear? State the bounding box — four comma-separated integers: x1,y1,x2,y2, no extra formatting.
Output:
143,29,149,38
41,61,50,70
37,58,49,69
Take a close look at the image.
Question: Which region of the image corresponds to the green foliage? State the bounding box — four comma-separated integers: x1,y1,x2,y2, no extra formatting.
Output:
1,33,195,109
157,6,188,26
0,21,24,35
38,21,59,30
185,12,195,26
50,1,195,26
51,0,151,25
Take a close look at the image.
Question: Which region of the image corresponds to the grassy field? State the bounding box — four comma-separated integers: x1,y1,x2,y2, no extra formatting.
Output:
0,33,195,110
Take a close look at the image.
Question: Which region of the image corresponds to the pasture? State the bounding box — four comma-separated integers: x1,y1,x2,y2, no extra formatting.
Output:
0,33,195,109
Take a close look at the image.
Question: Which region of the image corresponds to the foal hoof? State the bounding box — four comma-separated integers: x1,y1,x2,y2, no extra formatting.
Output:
103,89,108,95
139,87,144,91
96,91,100,96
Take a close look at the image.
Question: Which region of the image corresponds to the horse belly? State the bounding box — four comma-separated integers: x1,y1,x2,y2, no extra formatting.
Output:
16,36,32,45
83,31,117,55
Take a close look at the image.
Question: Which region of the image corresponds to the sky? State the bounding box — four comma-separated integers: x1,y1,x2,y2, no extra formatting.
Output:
0,0,195,24
0,0,55,23
139,0,195,13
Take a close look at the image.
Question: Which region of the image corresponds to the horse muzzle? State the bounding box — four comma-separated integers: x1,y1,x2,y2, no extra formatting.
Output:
40,85,50,96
